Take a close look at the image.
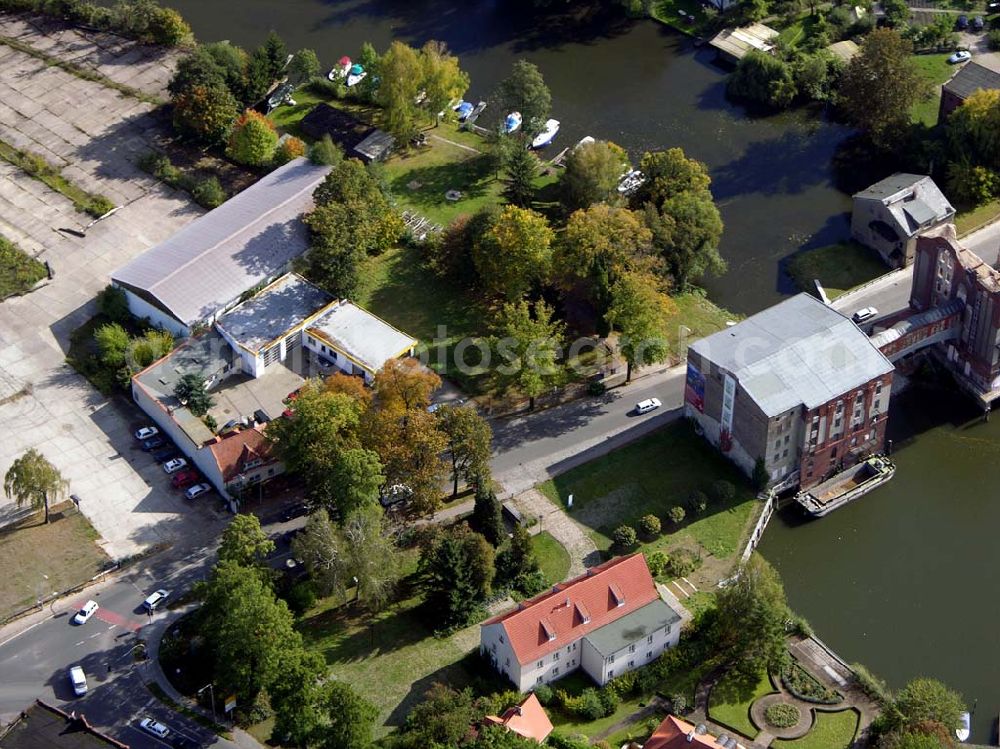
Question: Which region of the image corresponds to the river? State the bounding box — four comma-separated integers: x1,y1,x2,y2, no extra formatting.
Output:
160,0,852,315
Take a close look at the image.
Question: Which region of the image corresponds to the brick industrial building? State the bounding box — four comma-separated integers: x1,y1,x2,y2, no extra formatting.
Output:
685,293,894,491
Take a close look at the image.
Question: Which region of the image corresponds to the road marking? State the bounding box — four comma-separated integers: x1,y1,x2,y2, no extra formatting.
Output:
95,607,141,632
89,632,102,639
75,640,85,646
0,616,49,648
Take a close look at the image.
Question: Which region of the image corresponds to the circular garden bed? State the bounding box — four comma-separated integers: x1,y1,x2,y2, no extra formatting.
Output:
764,703,801,729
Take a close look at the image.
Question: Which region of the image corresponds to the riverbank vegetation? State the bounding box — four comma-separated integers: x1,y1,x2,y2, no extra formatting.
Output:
0,235,46,301
785,241,887,299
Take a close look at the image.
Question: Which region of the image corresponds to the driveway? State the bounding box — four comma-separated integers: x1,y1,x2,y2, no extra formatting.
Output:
0,26,218,557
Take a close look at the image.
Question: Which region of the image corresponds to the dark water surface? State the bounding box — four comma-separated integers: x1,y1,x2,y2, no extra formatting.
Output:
164,0,853,314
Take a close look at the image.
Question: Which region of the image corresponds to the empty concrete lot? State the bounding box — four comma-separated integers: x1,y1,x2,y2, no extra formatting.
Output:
0,22,226,557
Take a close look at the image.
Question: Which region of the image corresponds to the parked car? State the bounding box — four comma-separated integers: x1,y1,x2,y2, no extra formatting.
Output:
635,397,662,415
852,306,879,324
949,49,972,63
139,718,170,739
141,436,166,451
68,665,88,696
143,589,170,612
279,501,310,522
185,483,212,500
163,458,188,474
974,15,985,29
957,14,969,28
72,600,99,625
134,426,159,441
151,446,178,463
171,470,199,489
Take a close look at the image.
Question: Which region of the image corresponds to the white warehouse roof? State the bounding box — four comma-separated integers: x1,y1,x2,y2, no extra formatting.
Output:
690,293,894,417
112,158,330,329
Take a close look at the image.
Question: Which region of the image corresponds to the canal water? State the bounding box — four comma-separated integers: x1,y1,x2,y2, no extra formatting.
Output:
161,0,853,315
760,383,1000,742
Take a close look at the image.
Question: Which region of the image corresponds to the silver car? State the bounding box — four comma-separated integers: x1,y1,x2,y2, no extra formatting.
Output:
139,718,170,739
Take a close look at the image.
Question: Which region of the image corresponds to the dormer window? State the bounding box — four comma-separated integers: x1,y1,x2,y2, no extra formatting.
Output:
540,619,556,641
575,601,591,624
610,584,625,607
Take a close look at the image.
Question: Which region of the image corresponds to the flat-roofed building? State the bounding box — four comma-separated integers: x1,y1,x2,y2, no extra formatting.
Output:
708,23,779,63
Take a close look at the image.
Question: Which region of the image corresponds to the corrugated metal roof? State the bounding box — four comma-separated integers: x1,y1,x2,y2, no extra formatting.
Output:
112,158,331,328
690,293,894,417
308,302,417,375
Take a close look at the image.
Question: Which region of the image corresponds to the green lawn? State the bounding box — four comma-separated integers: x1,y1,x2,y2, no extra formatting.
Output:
665,291,740,361
777,13,822,48
531,531,572,584
650,0,710,36
955,197,1000,236
354,245,490,392
538,421,758,558
786,242,888,300
0,235,45,300
773,709,860,749
708,670,775,739
910,53,956,127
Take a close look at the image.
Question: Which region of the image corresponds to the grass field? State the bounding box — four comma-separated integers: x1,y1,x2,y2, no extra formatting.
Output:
0,509,108,620
786,242,888,300
665,291,740,361
773,709,860,749
708,670,775,739
956,197,1000,236
538,421,758,559
0,235,45,300
650,0,710,36
531,531,571,584
777,13,822,48
910,53,956,127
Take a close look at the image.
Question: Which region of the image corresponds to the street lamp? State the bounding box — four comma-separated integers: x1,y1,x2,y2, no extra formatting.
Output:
198,683,217,718
36,573,49,610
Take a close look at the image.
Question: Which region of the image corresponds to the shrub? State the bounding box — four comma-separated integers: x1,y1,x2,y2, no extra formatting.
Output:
283,580,317,615
765,703,800,728
597,687,619,715
664,548,701,578
306,76,344,99
852,663,892,705
148,7,192,45
646,550,668,577
670,692,689,714
587,379,607,396
752,457,770,491
514,569,547,596
711,479,736,505
192,176,226,208
308,134,344,165
668,506,686,525
85,195,115,218
989,29,1000,51
227,109,278,166
782,661,842,704
638,514,661,538
96,284,130,323
274,136,307,165
567,688,606,720
687,489,708,515
612,525,638,549
606,670,637,698
533,684,554,705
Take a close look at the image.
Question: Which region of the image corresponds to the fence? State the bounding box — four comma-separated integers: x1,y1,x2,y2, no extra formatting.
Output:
740,490,776,565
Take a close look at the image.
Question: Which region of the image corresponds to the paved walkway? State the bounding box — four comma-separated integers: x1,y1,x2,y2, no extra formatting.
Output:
510,488,601,577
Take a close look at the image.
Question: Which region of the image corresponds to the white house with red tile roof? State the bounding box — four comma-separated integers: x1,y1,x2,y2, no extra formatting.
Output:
483,693,553,743
644,715,746,749
480,554,683,691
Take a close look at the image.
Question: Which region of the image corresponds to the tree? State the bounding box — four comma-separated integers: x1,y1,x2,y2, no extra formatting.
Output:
424,213,480,283
561,139,631,210
317,680,378,749
668,505,686,524
895,679,965,732
636,148,712,206
96,284,130,323
646,192,725,290
289,48,321,83
169,46,227,98
612,525,638,549
752,456,770,490
504,147,538,208
419,526,495,627
218,513,275,570
269,647,326,747
839,29,928,149
436,404,492,497
172,82,239,145
420,40,470,122
94,322,131,369
372,357,440,413
275,136,307,165
376,40,424,141
709,554,790,687
606,273,672,382
365,407,447,515
792,52,841,103
471,482,505,546
227,109,279,166
471,206,554,300
148,7,192,45
946,158,999,206
881,0,910,26
260,31,289,82
309,134,344,166
492,60,552,135
203,41,249,99
128,329,174,370
355,42,381,103
3,449,68,524
492,300,566,410
398,683,478,749
947,88,1000,170
727,50,797,110
639,514,661,537
173,373,214,416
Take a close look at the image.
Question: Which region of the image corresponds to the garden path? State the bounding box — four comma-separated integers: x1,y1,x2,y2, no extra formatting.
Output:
510,488,600,577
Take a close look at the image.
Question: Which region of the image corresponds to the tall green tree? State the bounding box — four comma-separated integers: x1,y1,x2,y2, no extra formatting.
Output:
894,679,966,732
420,40,470,122
471,206,554,300
504,147,538,208
94,322,131,369
606,273,672,383
492,300,566,410
561,139,630,210
497,522,539,584
317,681,379,749
269,647,326,747
727,50,797,110
376,40,424,141
492,60,552,134
645,191,725,290
289,48,321,82
226,109,279,166
397,684,478,749
436,405,493,498
172,82,239,145
471,482,505,547
948,88,1000,169
419,526,496,628
173,373,214,416
839,29,928,149
260,31,289,82
218,514,275,570
636,148,712,206
4,449,68,524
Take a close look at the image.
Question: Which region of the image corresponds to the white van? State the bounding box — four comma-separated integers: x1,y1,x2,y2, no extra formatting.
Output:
69,665,87,696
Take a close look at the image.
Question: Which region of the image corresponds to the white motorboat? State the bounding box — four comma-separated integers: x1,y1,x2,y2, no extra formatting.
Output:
617,169,645,195
346,63,367,87
327,55,351,81
956,712,970,742
530,118,560,149
504,111,522,134
573,135,596,152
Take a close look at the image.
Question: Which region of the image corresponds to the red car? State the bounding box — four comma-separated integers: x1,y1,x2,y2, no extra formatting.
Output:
171,470,199,489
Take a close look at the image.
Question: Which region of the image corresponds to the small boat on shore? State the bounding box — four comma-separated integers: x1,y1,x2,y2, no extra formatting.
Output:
454,101,474,120
267,82,296,110
617,169,645,195
346,63,367,87
531,118,560,149
327,55,351,81
573,136,596,152
956,712,970,742
504,111,522,134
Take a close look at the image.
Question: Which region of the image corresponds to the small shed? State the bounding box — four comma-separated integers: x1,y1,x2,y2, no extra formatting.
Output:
708,23,779,64
353,128,396,163
827,40,860,63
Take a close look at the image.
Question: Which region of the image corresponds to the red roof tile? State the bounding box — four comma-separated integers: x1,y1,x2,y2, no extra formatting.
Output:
208,426,275,482
644,715,730,749
483,554,659,665
483,693,553,743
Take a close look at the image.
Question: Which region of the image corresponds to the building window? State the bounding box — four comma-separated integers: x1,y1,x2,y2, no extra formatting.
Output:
609,669,614,678
572,643,577,650
537,660,543,668
774,440,780,450
832,447,838,458
628,660,635,669
552,667,559,676
876,383,883,395
566,646,571,653
628,644,636,654
553,652,560,661
607,655,615,664
784,435,790,445
537,676,543,685
647,635,654,643
647,651,653,659
499,635,504,644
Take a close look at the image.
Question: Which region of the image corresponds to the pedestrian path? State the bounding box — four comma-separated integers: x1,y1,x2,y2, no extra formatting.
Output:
510,488,600,578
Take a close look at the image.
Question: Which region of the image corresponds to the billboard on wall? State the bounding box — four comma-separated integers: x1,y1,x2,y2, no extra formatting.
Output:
685,361,705,413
